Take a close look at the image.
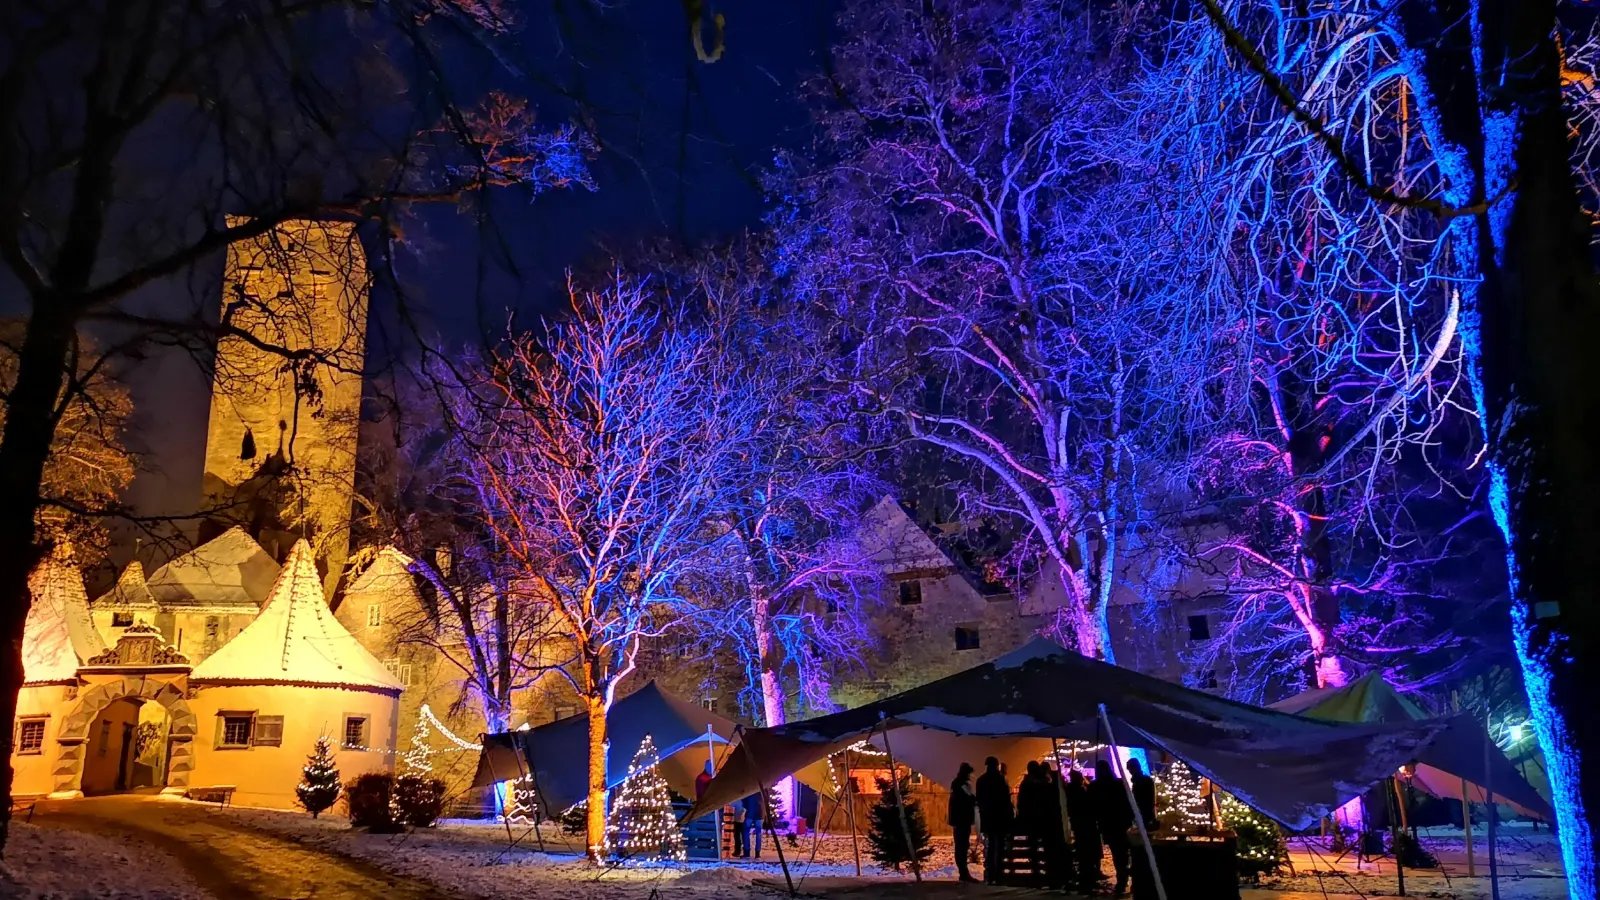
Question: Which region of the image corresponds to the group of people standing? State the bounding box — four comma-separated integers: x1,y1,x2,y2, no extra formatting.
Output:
949,756,1158,895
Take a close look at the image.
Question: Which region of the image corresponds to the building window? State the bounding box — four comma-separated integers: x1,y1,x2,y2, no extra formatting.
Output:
897,580,923,606
1187,614,1212,642
1198,670,1219,690
553,704,577,721
111,612,135,628
343,716,368,749
954,627,981,651
204,617,220,639
366,604,384,628
700,697,718,712
253,715,284,748
382,658,412,686
15,719,46,755
97,720,112,756
909,771,925,786
219,714,254,749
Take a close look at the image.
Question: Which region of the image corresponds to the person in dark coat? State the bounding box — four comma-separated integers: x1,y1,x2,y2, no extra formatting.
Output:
975,756,1013,885
1041,762,1072,889
1091,760,1135,896
948,762,978,883
1016,761,1051,838
1128,758,1157,832
1066,769,1101,894
740,792,764,859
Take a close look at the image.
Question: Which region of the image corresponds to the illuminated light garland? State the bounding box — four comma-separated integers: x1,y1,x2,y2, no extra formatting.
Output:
419,704,483,751
400,719,435,776
503,774,538,825
603,734,685,862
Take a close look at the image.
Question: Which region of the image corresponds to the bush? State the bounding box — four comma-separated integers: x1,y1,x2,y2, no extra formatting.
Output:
560,801,587,836
345,772,401,832
395,775,448,828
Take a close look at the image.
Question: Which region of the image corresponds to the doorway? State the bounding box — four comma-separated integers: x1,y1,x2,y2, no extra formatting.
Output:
81,698,172,794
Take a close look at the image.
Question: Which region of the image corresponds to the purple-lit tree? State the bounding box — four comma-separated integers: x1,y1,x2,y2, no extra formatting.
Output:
1185,0,1599,890
775,0,1234,661
443,274,748,862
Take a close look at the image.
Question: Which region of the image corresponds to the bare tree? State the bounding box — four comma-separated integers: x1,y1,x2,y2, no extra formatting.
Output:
442,274,747,861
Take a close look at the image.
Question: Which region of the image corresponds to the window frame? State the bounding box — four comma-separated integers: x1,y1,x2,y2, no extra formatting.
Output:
954,626,981,651
1187,614,1212,642
110,611,135,628
218,712,255,749
342,715,369,750
366,604,384,628
14,717,47,755
896,580,923,606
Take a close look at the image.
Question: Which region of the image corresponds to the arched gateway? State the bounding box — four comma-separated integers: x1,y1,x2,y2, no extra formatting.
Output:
50,625,197,797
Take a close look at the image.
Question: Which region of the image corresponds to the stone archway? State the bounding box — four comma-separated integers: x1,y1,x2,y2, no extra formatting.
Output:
53,676,197,796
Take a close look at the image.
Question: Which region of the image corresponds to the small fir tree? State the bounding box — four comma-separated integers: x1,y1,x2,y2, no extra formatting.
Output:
1154,760,1212,829
866,776,933,872
1219,793,1288,880
296,735,341,818
604,734,685,861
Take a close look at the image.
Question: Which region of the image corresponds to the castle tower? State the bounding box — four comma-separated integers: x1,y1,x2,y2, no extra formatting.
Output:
202,218,368,595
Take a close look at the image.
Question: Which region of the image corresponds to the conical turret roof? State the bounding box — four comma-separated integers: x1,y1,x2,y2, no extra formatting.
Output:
147,526,281,609
22,545,109,683
190,539,403,693
92,560,159,611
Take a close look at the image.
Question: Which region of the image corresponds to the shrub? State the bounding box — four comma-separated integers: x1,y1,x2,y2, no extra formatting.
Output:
395,775,448,828
344,772,400,832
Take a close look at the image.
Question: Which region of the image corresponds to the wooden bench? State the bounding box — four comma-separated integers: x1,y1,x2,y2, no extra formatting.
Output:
186,785,237,806
9,794,43,823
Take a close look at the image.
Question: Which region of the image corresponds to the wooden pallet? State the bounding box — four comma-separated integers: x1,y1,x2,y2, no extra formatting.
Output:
999,832,1057,887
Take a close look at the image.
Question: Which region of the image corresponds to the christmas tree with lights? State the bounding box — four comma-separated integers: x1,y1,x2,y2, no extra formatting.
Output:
296,735,342,818
1154,759,1212,829
1219,793,1288,879
604,734,685,861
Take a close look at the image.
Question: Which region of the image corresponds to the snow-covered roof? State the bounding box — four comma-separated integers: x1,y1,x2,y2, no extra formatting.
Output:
146,527,281,609
190,539,403,693
23,546,109,683
341,546,417,604
92,561,159,610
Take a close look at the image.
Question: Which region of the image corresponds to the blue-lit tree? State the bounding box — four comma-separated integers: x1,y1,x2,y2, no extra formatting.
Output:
1188,0,1600,892
443,274,751,862
774,0,1237,662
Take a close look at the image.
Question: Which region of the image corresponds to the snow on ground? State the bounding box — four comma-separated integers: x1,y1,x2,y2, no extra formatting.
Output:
220,806,1571,900
0,820,210,900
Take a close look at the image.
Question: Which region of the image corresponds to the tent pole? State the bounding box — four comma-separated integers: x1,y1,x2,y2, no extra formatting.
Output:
876,713,922,883
483,733,519,851
1386,777,1405,897
844,746,862,877
1050,738,1074,844
1461,777,1475,877
734,725,796,897
1484,732,1501,900
1097,704,1167,900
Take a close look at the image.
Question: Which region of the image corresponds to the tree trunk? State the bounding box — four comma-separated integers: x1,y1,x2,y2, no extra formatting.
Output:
1394,1,1599,893
0,307,78,852
749,585,795,820
584,692,608,863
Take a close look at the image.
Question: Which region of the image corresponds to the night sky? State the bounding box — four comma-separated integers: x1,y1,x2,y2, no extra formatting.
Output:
120,1,833,541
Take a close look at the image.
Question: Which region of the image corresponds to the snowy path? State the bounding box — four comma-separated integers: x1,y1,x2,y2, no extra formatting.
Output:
24,795,451,900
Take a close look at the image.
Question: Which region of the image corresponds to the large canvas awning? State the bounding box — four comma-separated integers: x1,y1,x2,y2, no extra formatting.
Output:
691,640,1546,830
472,681,837,814
1270,673,1551,820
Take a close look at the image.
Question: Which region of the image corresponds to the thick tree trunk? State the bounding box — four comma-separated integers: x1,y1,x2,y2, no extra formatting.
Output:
1394,1,1600,894
584,692,608,863
748,586,796,820
0,308,78,852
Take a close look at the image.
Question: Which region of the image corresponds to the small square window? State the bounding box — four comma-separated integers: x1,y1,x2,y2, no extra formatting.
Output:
954,627,981,651
343,716,368,749
254,715,284,747
553,704,577,721
701,697,717,712
220,714,254,748
15,719,46,755
1199,670,1219,690
366,604,384,628
1187,615,1212,642
897,581,923,605
111,612,135,628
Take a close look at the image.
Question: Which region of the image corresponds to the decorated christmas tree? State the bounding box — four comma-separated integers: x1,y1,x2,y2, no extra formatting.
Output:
296,735,342,818
1219,793,1288,879
604,734,685,861
866,776,933,872
1154,760,1212,829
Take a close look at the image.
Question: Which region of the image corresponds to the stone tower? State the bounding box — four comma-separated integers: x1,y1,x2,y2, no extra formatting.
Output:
201,218,367,595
